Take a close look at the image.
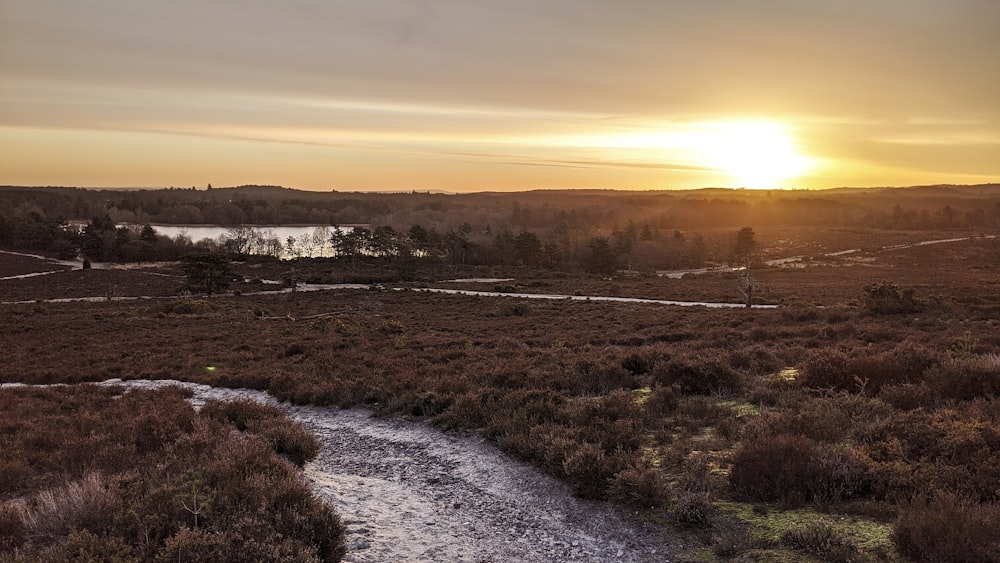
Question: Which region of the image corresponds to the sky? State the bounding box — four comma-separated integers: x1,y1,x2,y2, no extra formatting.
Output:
1,0,998,191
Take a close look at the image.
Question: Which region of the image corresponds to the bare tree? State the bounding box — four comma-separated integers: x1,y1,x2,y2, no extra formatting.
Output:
737,270,759,309
311,226,331,257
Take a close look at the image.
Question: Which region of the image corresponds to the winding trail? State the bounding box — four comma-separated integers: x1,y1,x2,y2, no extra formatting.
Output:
34,379,678,562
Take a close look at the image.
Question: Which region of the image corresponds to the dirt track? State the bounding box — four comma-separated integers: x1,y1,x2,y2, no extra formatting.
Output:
99,379,678,562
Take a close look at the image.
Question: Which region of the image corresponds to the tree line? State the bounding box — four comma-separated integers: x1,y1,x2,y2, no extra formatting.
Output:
3,185,998,234
0,211,727,276
3,184,996,274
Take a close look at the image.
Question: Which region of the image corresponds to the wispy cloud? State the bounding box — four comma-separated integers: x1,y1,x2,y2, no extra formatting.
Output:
2,0,999,189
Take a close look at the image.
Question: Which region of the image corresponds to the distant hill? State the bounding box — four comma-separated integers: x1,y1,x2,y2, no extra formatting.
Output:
820,184,1000,198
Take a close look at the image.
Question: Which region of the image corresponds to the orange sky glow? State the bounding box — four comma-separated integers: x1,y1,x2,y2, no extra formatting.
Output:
2,1,998,191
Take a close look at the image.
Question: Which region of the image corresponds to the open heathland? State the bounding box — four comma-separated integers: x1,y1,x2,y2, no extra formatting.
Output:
3,219,1000,561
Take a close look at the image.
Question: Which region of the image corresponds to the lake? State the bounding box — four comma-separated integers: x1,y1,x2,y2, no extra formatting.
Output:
148,224,353,257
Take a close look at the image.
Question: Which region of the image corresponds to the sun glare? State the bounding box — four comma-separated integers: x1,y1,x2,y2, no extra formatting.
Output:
557,119,815,189
691,121,813,189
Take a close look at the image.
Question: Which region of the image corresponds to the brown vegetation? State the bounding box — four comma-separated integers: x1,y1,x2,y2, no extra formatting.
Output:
0,386,345,562
3,200,1000,561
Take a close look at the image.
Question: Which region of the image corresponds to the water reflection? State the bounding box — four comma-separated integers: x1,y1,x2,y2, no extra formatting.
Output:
148,225,353,258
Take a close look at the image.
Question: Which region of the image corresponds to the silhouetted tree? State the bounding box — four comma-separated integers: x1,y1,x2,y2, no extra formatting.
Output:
514,231,542,267
733,227,756,267
140,224,157,245
585,237,616,275
181,253,234,295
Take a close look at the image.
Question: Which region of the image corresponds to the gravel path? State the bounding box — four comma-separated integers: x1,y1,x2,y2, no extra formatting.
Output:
93,379,679,562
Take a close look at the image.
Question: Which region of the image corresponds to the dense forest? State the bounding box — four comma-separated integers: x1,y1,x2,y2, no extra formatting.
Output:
2,184,998,275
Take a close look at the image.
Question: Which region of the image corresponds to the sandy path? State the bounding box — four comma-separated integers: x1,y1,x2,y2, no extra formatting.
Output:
86,379,677,562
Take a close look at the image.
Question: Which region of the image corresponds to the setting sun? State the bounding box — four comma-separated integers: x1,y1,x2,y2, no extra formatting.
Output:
552,119,816,189
691,121,814,189
2,2,998,190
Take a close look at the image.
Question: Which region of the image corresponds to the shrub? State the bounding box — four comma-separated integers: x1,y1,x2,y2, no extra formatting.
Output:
862,281,918,314
489,300,531,317
620,353,652,375
58,529,138,563
893,493,1000,563
378,319,405,334
609,464,669,509
643,385,679,420
433,391,487,430
0,387,344,562
155,527,228,562
800,349,854,391
860,343,941,392
925,359,1000,401
667,490,715,529
879,383,938,410
559,392,645,453
202,399,320,467
19,473,119,542
949,331,979,360
201,399,277,431
655,356,742,395
279,343,307,358
741,398,849,443
781,522,864,563
801,344,940,394
561,443,617,499
727,345,782,376
675,397,734,432
258,421,321,468
572,359,635,395
730,435,870,505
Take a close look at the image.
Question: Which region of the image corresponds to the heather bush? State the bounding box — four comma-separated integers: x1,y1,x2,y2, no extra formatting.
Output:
201,399,278,431
667,490,715,529
800,344,938,394
0,503,24,554
675,397,735,432
488,299,531,317
727,345,782,376
620,352,652,375
893,492,1000,563
655,356,742,395
561,443,618,499
856,343,941,392
781,522,864,563
878,383,938,410
154,527,228,562
559,392,645,453
862,281,918,314
925,359,1000,401
643,384,679,420
257,420,321,468
799,349,855,391
571,359,635,395
609,464,669,509
741,398,849,443
202,399,320,467
730,435,870,505
57,529,137,563
432,390,488,430
675,452,715,494
0,387,345,562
